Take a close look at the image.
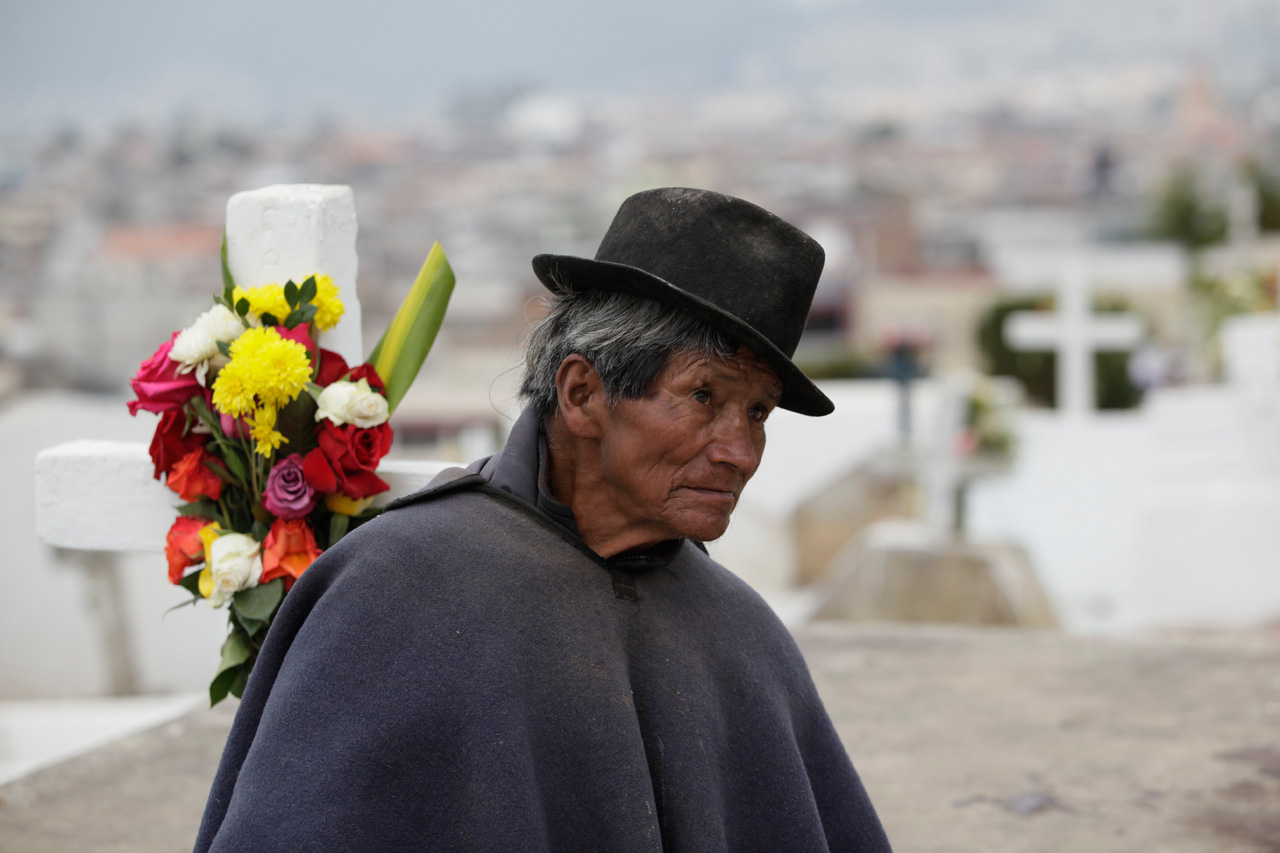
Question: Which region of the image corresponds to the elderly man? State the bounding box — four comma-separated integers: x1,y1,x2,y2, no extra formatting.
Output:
195,188,891,852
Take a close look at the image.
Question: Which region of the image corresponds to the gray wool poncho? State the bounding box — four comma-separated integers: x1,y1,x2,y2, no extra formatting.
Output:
195,408,891,852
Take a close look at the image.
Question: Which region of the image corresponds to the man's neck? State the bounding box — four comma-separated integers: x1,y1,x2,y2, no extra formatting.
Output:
544,414,675,559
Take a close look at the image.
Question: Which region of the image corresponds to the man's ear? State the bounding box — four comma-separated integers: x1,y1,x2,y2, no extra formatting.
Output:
555,354,605,439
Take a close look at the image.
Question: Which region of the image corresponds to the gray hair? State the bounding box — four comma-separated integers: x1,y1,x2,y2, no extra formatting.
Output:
519,285,737,418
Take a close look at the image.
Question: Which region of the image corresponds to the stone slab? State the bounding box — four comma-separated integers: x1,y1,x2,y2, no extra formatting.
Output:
1,624,1277,852
35,439,451,550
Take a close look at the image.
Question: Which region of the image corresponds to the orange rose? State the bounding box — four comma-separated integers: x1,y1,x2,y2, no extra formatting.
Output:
165,515,213,584
167,448,224,502
261,517,322,589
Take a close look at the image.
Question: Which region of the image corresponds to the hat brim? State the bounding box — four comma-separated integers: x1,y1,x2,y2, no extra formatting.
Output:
532,253,834,416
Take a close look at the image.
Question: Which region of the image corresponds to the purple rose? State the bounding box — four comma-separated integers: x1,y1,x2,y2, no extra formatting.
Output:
263,454,318,519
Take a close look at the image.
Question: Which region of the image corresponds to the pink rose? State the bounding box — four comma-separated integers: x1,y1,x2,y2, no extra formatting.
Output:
263,454,318,518
275,323,315,356
128,332,202,416
219,410,251,440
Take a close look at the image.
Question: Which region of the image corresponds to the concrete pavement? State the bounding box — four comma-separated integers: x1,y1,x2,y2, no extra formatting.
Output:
2,623,1277,852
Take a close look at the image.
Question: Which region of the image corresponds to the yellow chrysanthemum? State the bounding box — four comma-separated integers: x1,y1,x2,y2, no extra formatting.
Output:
312,274,344,332
211,366,255,418
212,327,312,421
250,341,312,409
248,406,287,457
232,284,291,322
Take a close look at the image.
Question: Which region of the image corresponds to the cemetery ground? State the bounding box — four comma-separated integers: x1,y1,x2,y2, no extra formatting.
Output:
1,622,1277,853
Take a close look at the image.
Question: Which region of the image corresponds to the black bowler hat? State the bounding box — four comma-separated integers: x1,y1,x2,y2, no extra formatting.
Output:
531,187,834,416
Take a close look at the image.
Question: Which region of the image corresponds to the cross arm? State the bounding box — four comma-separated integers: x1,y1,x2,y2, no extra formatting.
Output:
35,441,451,551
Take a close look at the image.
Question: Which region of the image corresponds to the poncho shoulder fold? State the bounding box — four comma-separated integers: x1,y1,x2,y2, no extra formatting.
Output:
194,464,891,852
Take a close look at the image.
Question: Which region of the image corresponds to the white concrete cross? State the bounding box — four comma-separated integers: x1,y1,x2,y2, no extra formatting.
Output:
1004,262,1144,420
36,186,448,551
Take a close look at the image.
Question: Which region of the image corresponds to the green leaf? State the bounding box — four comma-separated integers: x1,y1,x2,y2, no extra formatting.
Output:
178,501,219,519
329,512,350,546
284,280,300,309
261,312,279,327
236,297,250,318
221,231,236,304
277,393,319,457
209,667,237,707
217,630,252,676
179,571,205,597
163,596,200,615
234,578,284,621
216,339,232,358
219,444,249,483
235,611,268,637
186,395,217,430
229,667,250,699
280,303,318,329
368,243,455,413
204,458,238,486
299,275,318,304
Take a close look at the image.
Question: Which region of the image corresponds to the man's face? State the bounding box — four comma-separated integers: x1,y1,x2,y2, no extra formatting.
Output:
593,345,782,546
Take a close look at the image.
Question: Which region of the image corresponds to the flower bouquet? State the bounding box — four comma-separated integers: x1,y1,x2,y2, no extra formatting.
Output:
129,240,454,704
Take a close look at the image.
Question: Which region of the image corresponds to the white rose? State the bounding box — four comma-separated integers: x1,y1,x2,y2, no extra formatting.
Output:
171,304,244,366
315,378,389,428
206,533,262,609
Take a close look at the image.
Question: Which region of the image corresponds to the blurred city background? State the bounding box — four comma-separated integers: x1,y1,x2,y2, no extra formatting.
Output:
3,0,1280,838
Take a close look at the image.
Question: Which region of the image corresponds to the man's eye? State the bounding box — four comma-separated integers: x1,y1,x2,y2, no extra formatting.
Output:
749,404,772,422
692,389,712,404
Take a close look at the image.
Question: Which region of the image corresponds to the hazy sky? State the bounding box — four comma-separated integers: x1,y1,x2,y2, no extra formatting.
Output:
2,0,1276,134
1,0,797,130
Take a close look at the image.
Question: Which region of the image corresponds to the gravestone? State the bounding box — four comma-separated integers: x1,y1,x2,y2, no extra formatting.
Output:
1004,262,1144,418
34,185,449,694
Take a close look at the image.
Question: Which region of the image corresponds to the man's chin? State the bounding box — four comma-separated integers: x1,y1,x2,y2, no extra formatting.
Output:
674,512,733,544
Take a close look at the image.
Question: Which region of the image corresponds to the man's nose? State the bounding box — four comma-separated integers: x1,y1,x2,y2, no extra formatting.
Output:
706,410,762,475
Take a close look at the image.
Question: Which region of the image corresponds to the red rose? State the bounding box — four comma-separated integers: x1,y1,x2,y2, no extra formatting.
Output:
345,363,385,393
149,410,207,480
167,448,225,502
260,517,323,590
302,421,393,500
165,515,212,584
128,332,203,416
314,349,350,387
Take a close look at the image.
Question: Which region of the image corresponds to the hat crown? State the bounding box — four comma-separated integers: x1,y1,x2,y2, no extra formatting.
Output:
592,188,824,359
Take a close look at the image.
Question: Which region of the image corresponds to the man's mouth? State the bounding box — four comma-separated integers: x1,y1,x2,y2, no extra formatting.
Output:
681,486,738,504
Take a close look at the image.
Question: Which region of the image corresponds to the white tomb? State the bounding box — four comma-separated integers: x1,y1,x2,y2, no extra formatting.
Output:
969,306,1280,632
